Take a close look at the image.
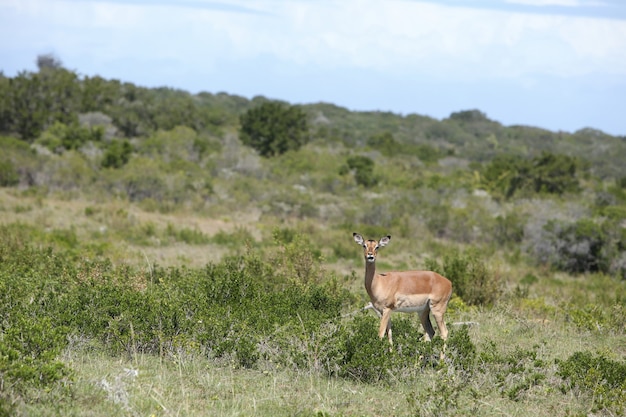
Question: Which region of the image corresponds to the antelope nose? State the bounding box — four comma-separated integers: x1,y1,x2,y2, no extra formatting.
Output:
366,254,375,261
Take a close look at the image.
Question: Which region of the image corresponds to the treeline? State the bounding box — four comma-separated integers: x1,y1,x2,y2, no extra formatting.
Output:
1,57,625,177
0,66,237,141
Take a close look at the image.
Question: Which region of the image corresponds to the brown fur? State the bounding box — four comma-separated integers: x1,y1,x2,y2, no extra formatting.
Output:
354,233,453,344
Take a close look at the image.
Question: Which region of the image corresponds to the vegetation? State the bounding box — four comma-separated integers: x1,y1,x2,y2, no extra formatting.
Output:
0,57,624,416
239,101,309,157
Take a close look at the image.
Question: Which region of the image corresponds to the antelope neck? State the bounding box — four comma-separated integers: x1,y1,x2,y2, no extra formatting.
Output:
364,260,377,299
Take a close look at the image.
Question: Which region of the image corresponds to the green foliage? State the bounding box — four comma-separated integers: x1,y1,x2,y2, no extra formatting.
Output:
406,329,476,416
493,212,526,246
270,228,326,286
165,223,211,245
0,158,18,187
239,102,309,157
449,109,491,123
0,68,80,140
339,155,378,187
0,316,72,391
338,314,397,383
557,351,626,414
563,303,626,334
426,250,501,306
1,223,624,415
96,128,216,206
0,135,38,187
481,152,581,199
36,120,103,153
367,131,398,156
478,342,548,402
411,143,445,164
101,139,132,168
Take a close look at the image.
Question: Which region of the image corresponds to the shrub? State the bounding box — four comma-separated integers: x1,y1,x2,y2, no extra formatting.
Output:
270,229,326,286
557,351,626,414
338,313,400,383
339,155,378,187
239,102,309,157
337,314,471,384
536,219,609,274
426,250,501,306
367,131,398,157
478,342,549,402
0,316,72,392
165,223,210,245
101,139,132,168
563,302,626,334
107,156,166,202
0,158,18,186
37,121,103,153
493,212,526,246
480,152,581,199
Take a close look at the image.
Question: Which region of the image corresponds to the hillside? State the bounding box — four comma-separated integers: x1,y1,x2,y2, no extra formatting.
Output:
1,65,625,416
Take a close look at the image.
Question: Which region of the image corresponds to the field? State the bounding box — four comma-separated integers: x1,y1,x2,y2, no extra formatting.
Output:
1,188,624,417
1,70,626,415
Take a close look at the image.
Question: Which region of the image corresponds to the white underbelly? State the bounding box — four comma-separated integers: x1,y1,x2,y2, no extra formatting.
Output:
395,304,429,313
394,294,430,313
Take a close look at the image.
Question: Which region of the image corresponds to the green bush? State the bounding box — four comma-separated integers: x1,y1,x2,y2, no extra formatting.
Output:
481,152,581,199
338,314,401,383
165,223,211,245
337,314,473,384
426,250,501,306
270,229,326,286
478,342,549,402
37,121,103,152
367,131,398,157
239,102,309,157
339,155,378,187
101,139,132,168
557,351,626,414
0,158,18,186
0,316,72,392
563,302,625,334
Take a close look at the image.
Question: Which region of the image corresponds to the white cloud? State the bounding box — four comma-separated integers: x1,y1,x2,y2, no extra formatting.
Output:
191,0,626,80
1,0,624,134
5,0,625,81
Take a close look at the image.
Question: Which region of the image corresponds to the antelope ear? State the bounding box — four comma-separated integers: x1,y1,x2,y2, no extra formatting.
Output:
353,233,364,245
378,235,391,247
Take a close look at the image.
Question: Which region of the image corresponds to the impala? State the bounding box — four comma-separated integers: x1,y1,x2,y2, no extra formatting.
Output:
353,233,452,346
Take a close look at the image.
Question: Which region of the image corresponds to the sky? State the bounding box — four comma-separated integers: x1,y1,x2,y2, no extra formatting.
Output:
1,0,626,136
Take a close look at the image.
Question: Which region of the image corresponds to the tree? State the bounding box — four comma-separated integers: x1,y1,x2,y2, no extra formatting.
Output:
340,155,378,187
36,54,63,71
239,102,308,157
481,152,581,199
531,152,580,194
101,139,132,169
367,131,398,157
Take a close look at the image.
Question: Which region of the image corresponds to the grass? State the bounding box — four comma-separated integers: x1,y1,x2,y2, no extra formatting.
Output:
2,190,625,417
0,188,260,268
12,303,623,417
42,349,418,417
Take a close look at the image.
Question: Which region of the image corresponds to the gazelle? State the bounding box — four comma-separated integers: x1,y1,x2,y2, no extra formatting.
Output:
353,233,452,346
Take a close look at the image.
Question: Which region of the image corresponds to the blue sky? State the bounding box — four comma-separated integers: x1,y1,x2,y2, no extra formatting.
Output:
1,0,625,136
